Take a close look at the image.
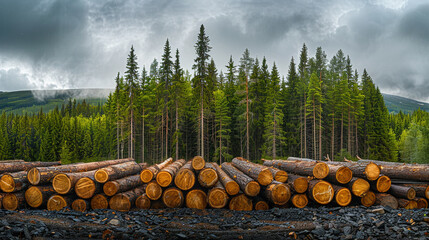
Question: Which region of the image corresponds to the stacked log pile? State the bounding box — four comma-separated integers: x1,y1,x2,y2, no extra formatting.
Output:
0,156,427,212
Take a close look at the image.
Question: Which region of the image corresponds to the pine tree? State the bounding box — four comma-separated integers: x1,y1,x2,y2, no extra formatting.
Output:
306,72,324,159
298,43,309,158
160,39,173,159
213,89,231,164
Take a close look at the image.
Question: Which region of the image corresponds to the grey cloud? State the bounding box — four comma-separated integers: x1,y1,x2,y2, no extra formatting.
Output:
0,68,33,90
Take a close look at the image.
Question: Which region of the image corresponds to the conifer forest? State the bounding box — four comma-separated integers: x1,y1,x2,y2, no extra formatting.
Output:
1,25,428,164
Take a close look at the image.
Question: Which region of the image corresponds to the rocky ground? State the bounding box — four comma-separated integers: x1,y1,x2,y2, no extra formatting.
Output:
0,206,428,239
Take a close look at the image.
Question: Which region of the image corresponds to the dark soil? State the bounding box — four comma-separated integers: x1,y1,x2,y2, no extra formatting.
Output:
0,206,428,239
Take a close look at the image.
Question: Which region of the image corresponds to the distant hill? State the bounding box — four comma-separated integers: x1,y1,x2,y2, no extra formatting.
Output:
0,89,111,114
382,93,429,114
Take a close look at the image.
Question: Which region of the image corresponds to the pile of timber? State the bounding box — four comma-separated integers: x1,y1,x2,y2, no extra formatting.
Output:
0,156,427,212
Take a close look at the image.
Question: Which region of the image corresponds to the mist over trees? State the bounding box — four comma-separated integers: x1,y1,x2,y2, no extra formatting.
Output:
0,24,428,164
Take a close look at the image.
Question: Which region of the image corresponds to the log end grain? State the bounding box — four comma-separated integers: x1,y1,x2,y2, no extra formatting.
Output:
191,156,205,171
52,174,72,195
258,168,273,186
313,162,329,179
25,186,43,208
136,194,151,209
310,180,334,205
254,200,269,210
270,183,291,205
336,166,353,184
162,187,184,208
375,193,398,209
229,194,252,211
274,170,288,183
407,188,416,200
225,181,240,196
94,169,109,183
185,189,207,210
416,197,428,208
27,167,40,185
425,185,429,199
109,194,131,212
0,174,15,192
351,178,370,197
75,177,96,199
376,176,391,193
361,191,376,207
399,199,418,209
292,177,309,194
244,181,260,197
47,195,69,211
146,181,163,201
140,169,154,183
2,193,19,210
208,188,228,209
175,169,196,190
156,171,173,188
90,194,109,209
291,194,308,208
103,181,119,197
365,162,381,181
198,168,218,188
335,188,352,207
72,199,88,212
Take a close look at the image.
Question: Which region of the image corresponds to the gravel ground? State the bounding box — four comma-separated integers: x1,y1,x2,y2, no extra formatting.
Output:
0,206,428,239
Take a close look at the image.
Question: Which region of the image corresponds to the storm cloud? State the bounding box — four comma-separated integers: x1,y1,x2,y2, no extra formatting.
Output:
0,0,428,102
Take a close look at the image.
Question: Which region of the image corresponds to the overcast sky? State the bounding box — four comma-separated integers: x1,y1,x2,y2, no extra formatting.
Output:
0,0,428,102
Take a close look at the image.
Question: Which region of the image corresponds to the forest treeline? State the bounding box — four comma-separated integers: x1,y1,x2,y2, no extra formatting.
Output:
0,25,428,164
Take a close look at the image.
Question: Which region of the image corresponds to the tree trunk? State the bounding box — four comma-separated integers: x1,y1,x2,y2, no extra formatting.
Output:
95,161,144,184
162,187,184,208
1,171,28,193
47,194,74,211
398,199,418,209
72,199,89,212
361,191,376,207
140,157,173,183
375,193,398,209
174,161,196,191
273,111,276,159
263,159,329,179
212,162,239,196
397,184,428,199
103,174,142,196
266,166,288,183
307,180,334,205
25,185,56,208
347,177,370,197
264,181,291,205
370,175,391,193
371,162,429,182
287,174,309,193
324,164,353,185
304,92,307,158
136,193,151,209
0,160,24,163
142,106,145,163
229,193,252,211
191,156,205,171
52,170,98,195
186,189,207,209
348,107,351,154
75,177,101,199
221,162,260,197
109,185,146,212
156,159,186,187
28,158,133,185
341,111,343,151
319,107,322,161
90,194,109,209
175,101,179,161
145,180,162,201
0,161,60,174
246,75,249,160
313,99,316,159
198,162,218,188
389,184,416,200
415,197,428,208
331,112,335,159
332,184,352,207
207,181,229,209
291,194,308,208
232,157,273,186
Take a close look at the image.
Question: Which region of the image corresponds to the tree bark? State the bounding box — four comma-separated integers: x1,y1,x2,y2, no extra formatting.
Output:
174,161,196,191
95,161,144,184
0,161,60,174
375,193,398,209
389,184,416,200
198,162,218,188
415,197,428,208
162,187,184,208
156,159,186,187
232,157,273,186
264,159,329,179
397,184,428,199
213,162,239,196
109,185,146,212
140,157,173,183
398,198,418,209
186,189,207,209
267,166,288,183
221,162,260,197
103,174,142,197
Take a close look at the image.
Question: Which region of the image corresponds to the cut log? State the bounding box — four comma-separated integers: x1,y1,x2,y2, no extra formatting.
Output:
347,177,370,197
357,159,429,166
398,199,418,209
25,185,56,208
325,165,353,184
198,162,219,188
375,193,398,209
109,185,146,212
307,180,334,205
221,162,260,197
135,193,151,209
375,164,429,182
0,161,60,174
162,187,184,208
213,163,239,196
229,194,252,211
185,189,207,209
151,200,166,209
90,194,109,209
140,158,173,183
415,197,428,208
156,159,186,187
267,167,288,182
191,156,205,171
287,174,309,193
291,194,308,208
389,184,416,200
264,181,291,205
103,174,142,197
398,184,429,199
52,170,98,195
72,199,89,212
47,195,74,211
232,158,273,185
2,192,25,210
0,193,6,209
0,171,28,193
94,161,144,184
75,177,100,199
0,160,24,163
264,159,329,179
145,180,163,201
254,198,269,210
332,185,352,207
361,191,376,207
27,158,133,185
174,161,196,190
207,181,229,209
370,175,391,193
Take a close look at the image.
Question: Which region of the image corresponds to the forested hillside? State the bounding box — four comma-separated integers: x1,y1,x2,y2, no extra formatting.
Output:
0,25,427,164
